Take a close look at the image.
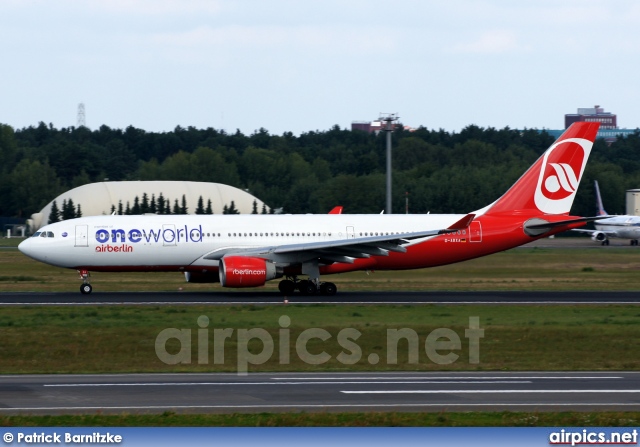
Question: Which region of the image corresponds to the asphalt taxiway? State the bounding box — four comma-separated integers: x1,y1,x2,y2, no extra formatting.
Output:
0,290,639,305
0,372,638,415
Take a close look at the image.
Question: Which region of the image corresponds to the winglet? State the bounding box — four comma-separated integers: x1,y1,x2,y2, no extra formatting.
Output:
439,214,475,234
328,206,343,214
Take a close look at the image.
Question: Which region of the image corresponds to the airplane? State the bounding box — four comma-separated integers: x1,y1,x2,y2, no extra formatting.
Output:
573,180,640,245
19,122,600,296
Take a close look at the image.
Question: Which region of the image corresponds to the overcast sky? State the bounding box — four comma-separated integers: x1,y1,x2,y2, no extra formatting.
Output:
2,0,639,135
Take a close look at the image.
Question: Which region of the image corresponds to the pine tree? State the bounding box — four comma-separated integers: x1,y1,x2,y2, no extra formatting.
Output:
132,196,141,214
125,201,131,215
118,200,124,215
150,194,157,213
222,204,229,215
48,200,60,223
252,199,258,214
141,193,149,213
261,203,267,214
181,194,188,214
158,193,165,214
227,200,239,215
110,204,116,215
173,199,180,214
206,199,213,214
196,196,205,214
76,204,82,218
64,198,75,220
60,199,76,220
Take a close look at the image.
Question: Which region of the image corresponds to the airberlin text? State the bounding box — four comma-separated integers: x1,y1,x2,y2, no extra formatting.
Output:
94,225,203,252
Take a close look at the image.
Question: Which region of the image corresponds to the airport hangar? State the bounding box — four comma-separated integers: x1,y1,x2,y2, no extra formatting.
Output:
28,181,269,231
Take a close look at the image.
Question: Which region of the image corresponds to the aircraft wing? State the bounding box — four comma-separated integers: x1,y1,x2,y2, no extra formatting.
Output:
203,214,475,264
572,229,617,236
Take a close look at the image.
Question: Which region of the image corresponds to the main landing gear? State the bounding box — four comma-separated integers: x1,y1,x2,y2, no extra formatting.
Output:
278,277,338,296
78,269,93,294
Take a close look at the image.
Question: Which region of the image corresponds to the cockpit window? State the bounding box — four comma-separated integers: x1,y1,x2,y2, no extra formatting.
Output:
47,231,54,238
32,232,41,237
40,232,47,238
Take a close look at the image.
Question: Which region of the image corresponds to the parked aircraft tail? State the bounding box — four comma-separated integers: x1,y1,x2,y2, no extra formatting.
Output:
594,180,609,216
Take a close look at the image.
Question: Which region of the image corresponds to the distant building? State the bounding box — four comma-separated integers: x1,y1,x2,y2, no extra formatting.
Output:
351,121,384,133
544,105,637,143
565,105,617,129
351,120,414,134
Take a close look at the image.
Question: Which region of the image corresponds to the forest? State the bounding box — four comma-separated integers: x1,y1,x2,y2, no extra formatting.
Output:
1,121,639,220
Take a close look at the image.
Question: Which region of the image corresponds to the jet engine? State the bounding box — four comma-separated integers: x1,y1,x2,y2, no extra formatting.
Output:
591,232,607,241
219,256,279,288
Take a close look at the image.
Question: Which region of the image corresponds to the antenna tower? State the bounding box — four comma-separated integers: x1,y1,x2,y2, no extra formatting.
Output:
77,103,86,128
380,113,399,214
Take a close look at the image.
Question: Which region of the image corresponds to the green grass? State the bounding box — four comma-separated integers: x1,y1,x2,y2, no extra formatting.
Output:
0,304,639,373
1,411,640,427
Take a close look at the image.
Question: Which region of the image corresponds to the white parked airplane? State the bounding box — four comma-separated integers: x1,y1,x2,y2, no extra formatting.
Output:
19,122,601,295
574,180,640,245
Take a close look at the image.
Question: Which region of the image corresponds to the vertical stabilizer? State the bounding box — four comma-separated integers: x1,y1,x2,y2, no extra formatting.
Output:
594,180,608,216
483,122,600,217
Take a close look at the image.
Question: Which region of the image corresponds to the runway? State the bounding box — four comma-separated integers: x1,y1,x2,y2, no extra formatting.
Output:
0,372,639,415
1,290,639,305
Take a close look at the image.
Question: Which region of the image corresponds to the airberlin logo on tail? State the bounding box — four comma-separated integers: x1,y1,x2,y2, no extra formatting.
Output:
543,163,579,199
534,138,593,214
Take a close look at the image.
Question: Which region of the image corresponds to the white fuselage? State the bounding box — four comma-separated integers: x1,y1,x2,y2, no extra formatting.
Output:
19,213,465,271
594,215,640,240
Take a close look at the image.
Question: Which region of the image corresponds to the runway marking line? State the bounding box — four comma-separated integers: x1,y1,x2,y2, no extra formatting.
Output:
341,389,640,394
271,376,623,380
44,380,532,387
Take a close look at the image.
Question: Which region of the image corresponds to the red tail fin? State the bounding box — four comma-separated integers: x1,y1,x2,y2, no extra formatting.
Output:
482,122,600,217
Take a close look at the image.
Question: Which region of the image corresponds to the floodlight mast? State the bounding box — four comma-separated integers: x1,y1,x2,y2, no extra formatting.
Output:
380,113,399,214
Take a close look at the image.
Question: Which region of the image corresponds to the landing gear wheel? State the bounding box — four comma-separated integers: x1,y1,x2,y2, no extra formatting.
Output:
80,284,93,295
632,240,638,246
298,280,317,295
278,279,296,295
320,282,337,296
603,240,610,246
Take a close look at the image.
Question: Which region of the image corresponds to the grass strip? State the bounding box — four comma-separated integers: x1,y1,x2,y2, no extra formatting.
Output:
1,411,640,427
0,304,639,373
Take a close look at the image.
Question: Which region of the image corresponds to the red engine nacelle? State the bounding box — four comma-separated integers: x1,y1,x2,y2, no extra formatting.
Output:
220,256,278,288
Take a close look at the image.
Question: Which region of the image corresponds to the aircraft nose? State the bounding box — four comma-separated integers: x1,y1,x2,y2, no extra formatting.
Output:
18,238,38,260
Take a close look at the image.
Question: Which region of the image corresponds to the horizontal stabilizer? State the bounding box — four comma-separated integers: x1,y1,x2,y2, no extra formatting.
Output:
439,214,475,234
524,216,603,236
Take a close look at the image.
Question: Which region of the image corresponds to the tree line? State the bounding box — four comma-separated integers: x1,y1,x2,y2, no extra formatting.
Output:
48,194,271,224
1,121,639,220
